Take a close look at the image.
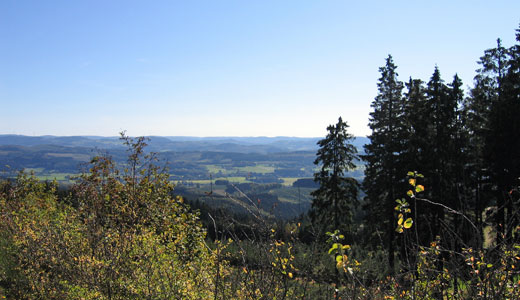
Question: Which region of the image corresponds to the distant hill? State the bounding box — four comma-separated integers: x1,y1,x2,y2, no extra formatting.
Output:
0,135,368,187
0,135,369,154
0,135,122,149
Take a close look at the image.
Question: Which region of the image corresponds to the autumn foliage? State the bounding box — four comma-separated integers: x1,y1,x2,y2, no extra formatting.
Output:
0,135,216,299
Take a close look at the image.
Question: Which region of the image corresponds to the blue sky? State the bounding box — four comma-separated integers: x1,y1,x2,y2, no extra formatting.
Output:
1,1,519,137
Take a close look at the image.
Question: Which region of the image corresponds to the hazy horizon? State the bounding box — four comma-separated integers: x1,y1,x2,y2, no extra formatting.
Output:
0,133,369,139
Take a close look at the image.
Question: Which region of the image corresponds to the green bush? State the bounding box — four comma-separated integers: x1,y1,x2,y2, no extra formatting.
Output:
0,135,217,299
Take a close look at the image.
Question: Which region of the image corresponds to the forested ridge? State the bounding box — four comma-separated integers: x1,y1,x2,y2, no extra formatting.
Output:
1,25,520,299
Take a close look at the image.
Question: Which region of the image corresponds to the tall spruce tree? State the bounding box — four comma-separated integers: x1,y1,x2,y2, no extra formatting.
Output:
461,28,520,246
483,35,520,243
403,78,429,173
310,117,359,236
402,77,434,245
469,39,510,243
447,74,477,245
405,68,470,246
424,67,452,236
463,64,496,237
363,55,407,272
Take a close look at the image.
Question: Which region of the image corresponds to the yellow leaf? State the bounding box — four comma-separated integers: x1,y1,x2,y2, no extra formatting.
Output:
404,218,413,229
416,185,425,193
288,272,293,278
409,178,416,186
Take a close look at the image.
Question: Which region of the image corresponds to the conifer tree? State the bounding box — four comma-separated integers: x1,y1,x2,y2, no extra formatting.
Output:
310,117,359,236
402,77,434,245
463,69,495,236
466,38,510,242
363,55,407,272
403,78,429,172
424,67,452,235
405,68,469,246
483,35,520,242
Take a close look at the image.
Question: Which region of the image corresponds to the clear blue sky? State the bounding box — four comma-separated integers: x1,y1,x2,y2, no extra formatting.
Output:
1,1,519,137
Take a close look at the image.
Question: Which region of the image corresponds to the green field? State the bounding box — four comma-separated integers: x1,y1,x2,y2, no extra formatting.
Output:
236,164,275,174
35,173,77,181
23,168,45,173
205,164,276,175
280,177,299,186
20,168,77,182
205,165,230,174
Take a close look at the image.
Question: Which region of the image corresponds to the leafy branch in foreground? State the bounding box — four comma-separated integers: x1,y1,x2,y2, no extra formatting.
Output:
390,172,520,299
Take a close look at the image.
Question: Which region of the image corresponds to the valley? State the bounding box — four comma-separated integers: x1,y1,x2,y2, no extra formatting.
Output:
0,134,367,219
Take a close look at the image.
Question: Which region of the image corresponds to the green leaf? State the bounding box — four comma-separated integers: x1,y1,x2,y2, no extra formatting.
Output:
407,171,415,177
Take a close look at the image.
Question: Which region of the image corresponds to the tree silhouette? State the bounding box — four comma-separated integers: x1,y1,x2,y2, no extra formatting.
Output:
310,117,359,236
